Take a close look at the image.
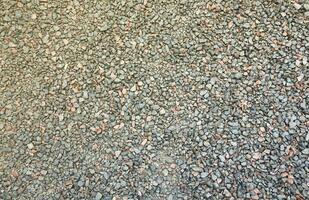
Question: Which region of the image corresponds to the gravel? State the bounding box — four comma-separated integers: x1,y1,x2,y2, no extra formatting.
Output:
1,0,308,199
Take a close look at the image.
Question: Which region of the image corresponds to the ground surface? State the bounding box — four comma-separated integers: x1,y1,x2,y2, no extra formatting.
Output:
1,0,309,199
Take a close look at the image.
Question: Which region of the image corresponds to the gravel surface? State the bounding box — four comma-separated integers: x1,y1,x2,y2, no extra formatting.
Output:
1,0,309,199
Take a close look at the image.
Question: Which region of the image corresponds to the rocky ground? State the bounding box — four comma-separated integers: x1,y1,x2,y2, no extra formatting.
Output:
1,0,309,199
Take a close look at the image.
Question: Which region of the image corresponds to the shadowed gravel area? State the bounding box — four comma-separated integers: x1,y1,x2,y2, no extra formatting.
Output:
1,0,308,199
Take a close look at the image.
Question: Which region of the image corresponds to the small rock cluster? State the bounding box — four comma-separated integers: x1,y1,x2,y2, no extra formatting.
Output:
1,0,308,199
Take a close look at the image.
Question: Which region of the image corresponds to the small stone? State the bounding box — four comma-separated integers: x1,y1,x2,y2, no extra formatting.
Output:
41,170,48,175
219,155,225,162
289,121,297,129
130,85,137,92
304,4,309,10
306,133,309,141
59,114,64,121
235,72,243,79
297,74,304,81
162,169,168,176
211,174,217,181
83,91,89,99
170,163,176,168
114,123,124,130
25,170,32,175
101,171,109,180
302,148,309,155
4,15,10,22
63,39,69,45
146,116,152,121
78,180,84,187
95,192,103,200
200,90,207,96
252,152,261,160
115,150,121,157
99,23,109,31
110,73,117,80
303,57,308,65
65,180,73,186
11,169,19,178
300,100,306,109
273,131,279,138
223,189,231,197
293,3,301,10
141,139,147,146
243,23,250,28
296,60,301,66
206,84,212,89
42,35,49,43
31,13,37,19
9,42,17,48
122,88,127,95
0,122,4,130
206,193,212,198
27,143,34,150
137,81,143,86
210,77,217,85
160,108,165,115
201,172,207,178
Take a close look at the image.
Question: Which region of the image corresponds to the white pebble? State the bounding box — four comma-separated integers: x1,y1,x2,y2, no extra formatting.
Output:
27,143,34,150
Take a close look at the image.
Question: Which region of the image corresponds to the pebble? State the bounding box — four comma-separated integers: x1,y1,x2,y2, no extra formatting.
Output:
27,143,34,150
160,108,166,115
162,169,169,176
201,172,208,178
303,57,308,65
223,189,231,197
219,155,226,162
137,81,143,86
293,3,302,10
234,72,243,79
200,90,207,96
289,121,297,129
78,180,84,187
42,35,49,43
141,139,147,146
302,149,309,155
115,151,121,157
59,114,64,121
41,170,47,175
95,192,103,200
122,88,127,95
0,122,4,130
63,39,69,45
130,85,137,92
31,13,37,20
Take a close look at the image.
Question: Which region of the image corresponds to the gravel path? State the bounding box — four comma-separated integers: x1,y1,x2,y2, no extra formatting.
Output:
1,0,308,199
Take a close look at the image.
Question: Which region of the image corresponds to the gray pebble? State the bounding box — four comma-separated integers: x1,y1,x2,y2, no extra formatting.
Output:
27,143,34,150
95,192,103,200
294,3,302,10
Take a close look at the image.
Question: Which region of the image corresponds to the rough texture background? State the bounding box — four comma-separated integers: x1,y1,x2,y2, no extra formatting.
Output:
1,0,308,199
